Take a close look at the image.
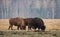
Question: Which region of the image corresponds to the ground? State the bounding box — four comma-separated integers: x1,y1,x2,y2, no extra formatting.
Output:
0,30,60,37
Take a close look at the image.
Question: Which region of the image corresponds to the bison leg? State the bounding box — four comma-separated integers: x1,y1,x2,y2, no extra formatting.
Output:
17,26,20,30
30,26,36,31
17,25,23,30
20,26,23,30
8,25,10,30
22,26,26,30
19,26,25,30
38,28,40,32
8,25,13,30
11,25,13,30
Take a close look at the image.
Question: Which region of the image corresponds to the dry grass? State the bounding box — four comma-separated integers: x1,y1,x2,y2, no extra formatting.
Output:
43,19,60,30
0,19,60,31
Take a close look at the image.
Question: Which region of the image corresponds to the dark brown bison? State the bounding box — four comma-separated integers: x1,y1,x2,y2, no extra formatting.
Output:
8,17,25,30
32,17,46,31
24,17,46,31
23,18,33,30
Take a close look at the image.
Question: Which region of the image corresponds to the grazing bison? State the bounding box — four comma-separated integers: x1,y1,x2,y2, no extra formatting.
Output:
8,17,25,30
32,17,46,31
24,17,46,31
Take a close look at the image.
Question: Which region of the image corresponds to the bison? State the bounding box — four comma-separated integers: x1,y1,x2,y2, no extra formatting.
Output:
32,17,46,31
23,18,33,30
8,17,25,30
24,17,46,31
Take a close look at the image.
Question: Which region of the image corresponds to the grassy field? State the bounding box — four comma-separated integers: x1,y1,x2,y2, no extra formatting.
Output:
0,19,60,37
0,30,60,37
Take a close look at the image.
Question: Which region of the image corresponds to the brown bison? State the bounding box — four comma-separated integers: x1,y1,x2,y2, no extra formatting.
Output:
8,17,25,30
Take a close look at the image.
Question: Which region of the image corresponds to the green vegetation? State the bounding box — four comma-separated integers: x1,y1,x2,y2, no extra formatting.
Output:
0,30,60,37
